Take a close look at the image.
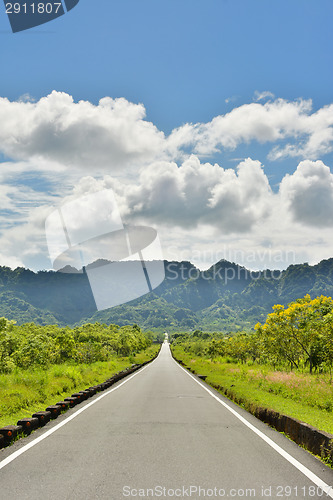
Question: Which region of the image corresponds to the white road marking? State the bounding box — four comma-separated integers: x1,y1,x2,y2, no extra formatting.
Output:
0,362,153,470
1,342,332,499
174,357,333,498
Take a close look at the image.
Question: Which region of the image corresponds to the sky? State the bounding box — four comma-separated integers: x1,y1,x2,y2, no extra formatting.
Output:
0,0,333,271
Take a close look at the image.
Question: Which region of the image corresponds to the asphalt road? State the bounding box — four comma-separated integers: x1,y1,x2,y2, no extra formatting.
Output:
0,342,332,500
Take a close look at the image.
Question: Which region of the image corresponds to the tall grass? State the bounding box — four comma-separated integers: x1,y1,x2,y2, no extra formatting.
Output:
171,345,333,435
0,345,160,428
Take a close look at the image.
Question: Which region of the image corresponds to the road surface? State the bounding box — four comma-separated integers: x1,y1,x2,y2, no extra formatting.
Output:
0,342,332,499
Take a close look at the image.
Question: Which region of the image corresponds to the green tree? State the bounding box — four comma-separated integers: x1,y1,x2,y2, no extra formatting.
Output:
256,295,333,372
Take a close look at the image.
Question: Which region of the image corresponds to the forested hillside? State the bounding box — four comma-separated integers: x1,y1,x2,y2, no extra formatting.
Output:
1,258,333,331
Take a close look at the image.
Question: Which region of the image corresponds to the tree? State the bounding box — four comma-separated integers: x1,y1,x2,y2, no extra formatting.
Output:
256,295,333,372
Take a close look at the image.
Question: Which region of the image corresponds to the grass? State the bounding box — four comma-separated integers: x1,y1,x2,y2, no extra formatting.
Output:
171,345,333,435
0,344,160,428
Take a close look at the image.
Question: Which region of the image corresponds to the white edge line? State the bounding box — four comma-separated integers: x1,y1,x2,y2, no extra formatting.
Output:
173,357,333,498
0,361,153,471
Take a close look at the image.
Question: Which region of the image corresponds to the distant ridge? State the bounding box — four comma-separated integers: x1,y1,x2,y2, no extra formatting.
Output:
1,258,333,331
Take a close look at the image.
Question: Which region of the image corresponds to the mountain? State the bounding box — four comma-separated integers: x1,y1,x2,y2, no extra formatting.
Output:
1,258,333,331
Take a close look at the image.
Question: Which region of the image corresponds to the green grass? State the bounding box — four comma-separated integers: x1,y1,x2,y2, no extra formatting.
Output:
171,346,333,435
0,344,160,428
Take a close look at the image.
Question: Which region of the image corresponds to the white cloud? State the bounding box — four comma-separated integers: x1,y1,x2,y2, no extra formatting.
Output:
0,184,17,211
0,92,165,171
1,91,333,271
268,104,333,160
38,157,333,270
2,157,333,271
225,95,239,104
18,93,36,103
69,157,272,234
0,204,53,270
0,253,24,269
279,160,333,227
254,90,275,101
0,93,332,179
170,99,312,154
168,98,333,160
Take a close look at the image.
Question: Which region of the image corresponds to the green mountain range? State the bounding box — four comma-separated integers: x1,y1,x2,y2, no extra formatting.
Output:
1,258,333,331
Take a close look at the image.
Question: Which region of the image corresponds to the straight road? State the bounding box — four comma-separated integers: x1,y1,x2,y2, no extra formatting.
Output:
0,342,332,499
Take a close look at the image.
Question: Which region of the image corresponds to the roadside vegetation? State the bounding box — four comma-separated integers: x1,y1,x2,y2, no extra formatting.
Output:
170,294,333,435
0,319,161,427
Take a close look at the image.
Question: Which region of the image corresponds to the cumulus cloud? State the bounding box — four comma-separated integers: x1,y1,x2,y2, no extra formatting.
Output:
68,157,272,234
1,91,333,271
0,93,332,177
2,157,333,271
280,160,333,227
170,99,308,154
268,103,333,159
168,98,333,160
0,92,165,170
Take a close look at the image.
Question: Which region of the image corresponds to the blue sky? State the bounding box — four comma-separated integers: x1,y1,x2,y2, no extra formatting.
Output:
1,0,333,129
0,0,333,271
